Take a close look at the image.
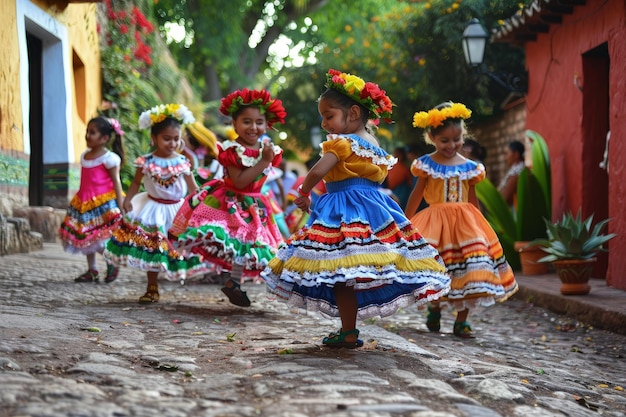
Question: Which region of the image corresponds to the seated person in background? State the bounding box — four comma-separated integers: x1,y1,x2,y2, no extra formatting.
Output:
498,140,525,209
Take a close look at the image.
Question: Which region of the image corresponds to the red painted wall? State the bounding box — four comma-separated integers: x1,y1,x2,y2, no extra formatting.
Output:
523,0,626,289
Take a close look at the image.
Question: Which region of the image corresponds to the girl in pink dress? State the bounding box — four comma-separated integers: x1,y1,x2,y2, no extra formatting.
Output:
59,117,125,283
170,89,287,307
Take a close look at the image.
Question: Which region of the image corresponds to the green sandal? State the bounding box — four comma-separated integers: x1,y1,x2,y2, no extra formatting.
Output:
322,329,362,349
104,263,119,284
426,306,441,332
453,321,473,338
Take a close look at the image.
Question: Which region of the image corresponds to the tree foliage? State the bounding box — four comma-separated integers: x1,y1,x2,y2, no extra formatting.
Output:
147,0,530,156
277,0,530,153
152,0,329,102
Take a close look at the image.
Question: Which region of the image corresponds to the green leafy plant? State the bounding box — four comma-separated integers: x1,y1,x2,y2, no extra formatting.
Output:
529,211,616,262
475,130,552,269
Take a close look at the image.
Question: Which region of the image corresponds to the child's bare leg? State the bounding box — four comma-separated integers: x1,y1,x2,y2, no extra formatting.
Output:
334,282,358,342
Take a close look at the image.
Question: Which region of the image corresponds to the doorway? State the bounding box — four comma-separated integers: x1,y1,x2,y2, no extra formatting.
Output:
581,43,609,278
27,32,44,206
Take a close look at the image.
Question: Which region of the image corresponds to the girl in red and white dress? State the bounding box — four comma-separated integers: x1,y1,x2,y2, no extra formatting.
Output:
170,89,287,307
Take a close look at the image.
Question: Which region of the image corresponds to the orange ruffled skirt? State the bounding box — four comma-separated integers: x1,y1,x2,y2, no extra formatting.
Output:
410,202,518,310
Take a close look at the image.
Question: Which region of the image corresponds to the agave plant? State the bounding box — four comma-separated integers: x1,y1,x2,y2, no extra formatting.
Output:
529,211,616,262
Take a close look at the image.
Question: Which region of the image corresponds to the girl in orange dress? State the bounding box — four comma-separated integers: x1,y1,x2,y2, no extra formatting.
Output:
405,102,518,338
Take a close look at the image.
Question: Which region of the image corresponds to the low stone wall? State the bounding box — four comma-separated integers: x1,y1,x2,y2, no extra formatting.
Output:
12,206,66,243
0,214,43,256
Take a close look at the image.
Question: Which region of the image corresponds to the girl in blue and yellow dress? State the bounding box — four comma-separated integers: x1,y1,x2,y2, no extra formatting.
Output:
261,69,450,349
405,102,518,338
104,104,204,303
169,89,287,307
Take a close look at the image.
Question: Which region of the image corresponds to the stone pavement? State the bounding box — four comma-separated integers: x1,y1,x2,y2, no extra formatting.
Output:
1,244,626,417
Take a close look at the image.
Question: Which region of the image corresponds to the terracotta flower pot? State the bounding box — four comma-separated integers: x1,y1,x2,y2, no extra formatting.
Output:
553,258,596,295
514,241,549,275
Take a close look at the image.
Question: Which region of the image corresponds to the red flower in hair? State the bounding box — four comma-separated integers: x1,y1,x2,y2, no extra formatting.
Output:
220,88,287,128
325,69,394,123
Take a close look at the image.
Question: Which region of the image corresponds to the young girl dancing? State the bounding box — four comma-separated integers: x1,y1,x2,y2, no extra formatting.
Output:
261,69,450,348
104,104,203,303
170,89,287,307
59,117,125,283
405,102,518,338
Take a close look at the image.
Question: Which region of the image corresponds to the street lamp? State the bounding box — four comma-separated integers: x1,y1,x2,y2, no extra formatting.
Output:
462,18,525,95
462,18,488,68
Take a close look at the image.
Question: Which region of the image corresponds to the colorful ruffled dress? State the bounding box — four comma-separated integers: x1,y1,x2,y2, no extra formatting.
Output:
59,150,123,254
409,154,518,309
104,153,204,280
261,134,450,319
169,140,285,281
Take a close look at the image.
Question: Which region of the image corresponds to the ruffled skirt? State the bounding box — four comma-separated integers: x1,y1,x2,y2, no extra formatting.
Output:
169,179,284,280
410,202,518,310
58,190,122,255
261,178,450,319
103,192,204,280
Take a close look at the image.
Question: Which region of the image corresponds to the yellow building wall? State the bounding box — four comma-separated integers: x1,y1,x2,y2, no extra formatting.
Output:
0,1,102,215
0,0,101,160
0,1,23,152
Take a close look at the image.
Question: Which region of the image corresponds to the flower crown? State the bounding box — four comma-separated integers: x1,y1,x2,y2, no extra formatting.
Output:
412,102,471,130
325,69,394,123
219,88,287,129
138,103,195,130
106,118,125,137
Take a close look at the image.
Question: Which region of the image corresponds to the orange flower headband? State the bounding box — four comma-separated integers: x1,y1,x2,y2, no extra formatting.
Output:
325,69,394,123
412,102,471,130
220,88,287,129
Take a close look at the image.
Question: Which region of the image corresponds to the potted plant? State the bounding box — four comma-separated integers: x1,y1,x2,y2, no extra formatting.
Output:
476,130,551,274
528,211,616,295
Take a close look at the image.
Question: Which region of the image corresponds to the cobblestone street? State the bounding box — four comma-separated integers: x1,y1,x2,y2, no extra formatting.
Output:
1,244,625,417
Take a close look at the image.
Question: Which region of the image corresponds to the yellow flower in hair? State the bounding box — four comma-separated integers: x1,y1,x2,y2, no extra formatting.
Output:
412,102,471,129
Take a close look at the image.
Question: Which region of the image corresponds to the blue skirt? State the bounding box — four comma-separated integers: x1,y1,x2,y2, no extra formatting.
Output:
261,178,450,319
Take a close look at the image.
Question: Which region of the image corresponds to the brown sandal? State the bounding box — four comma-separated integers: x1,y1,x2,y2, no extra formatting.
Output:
74,269,99,283
138,284,159,304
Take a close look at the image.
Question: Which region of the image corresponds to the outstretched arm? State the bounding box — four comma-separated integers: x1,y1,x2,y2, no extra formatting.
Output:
294,153,338,212
468,185,479,208
184,172,198,195
404,178,426,218
107,164,125,210
123,168,143,214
